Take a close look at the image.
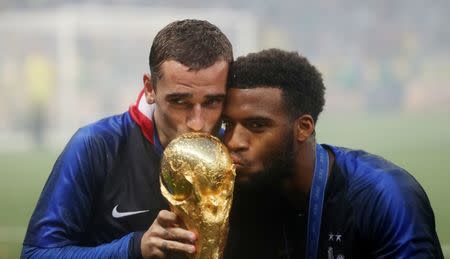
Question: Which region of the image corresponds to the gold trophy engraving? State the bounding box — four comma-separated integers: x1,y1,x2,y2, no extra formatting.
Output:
160,132,236,259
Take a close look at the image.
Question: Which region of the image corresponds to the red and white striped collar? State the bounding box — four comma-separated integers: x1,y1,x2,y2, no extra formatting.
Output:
128,89,155,144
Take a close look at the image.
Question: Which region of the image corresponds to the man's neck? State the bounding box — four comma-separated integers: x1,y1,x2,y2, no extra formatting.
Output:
282,139,334,211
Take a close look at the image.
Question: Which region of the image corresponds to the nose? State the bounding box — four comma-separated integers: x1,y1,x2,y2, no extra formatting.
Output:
224,124,248,152
186,104,205,132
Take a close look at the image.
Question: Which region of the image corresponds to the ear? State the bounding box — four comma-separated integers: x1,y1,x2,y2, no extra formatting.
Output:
143,73,156,104
294,114,315,142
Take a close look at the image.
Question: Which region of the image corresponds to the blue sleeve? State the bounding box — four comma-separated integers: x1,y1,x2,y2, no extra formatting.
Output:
22,127,138,257
21,233,133,258
358,170,444,258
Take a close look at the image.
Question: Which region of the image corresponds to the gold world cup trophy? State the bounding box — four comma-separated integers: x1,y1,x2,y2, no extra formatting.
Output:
160,132,236,259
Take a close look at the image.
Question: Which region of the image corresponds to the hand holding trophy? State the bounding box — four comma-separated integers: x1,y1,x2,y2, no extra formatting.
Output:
160,132,236,259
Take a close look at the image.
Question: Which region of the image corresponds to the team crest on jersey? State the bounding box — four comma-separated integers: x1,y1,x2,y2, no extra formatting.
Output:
327,232,345,259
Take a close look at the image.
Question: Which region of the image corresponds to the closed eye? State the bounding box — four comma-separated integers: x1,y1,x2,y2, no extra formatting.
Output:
244,118,272,132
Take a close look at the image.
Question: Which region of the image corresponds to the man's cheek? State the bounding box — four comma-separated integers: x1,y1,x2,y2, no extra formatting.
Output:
164,112,181,129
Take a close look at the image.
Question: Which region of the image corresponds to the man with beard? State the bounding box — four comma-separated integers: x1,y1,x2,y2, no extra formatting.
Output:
222,49,443,258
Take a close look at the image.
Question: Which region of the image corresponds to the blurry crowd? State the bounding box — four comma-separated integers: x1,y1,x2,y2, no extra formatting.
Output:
0,0,449,148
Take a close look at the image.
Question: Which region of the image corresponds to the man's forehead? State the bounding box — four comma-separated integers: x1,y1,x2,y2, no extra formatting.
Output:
225,87,285,115
160,60,228,79
165,92,226,99
155,60,228,94
163,83,226,95
227,87,283,103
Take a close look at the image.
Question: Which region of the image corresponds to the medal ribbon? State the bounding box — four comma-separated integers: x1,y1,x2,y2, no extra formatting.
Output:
305,144,329,259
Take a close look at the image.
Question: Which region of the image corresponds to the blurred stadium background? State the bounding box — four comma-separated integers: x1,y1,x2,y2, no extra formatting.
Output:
0,0,449,258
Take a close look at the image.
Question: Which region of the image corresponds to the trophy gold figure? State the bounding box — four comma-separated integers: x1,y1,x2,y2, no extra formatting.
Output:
160,132,236,259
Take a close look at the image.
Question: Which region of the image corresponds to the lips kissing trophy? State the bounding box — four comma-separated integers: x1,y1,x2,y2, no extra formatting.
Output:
160,132,236,259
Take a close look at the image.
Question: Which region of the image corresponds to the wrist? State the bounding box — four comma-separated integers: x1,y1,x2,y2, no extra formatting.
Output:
128,231,145,259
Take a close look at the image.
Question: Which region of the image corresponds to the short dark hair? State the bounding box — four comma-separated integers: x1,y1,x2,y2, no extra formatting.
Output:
228,48,325,123
149,19,233,86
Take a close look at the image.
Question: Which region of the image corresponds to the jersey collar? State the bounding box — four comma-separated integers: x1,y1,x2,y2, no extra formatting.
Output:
128,89,159,147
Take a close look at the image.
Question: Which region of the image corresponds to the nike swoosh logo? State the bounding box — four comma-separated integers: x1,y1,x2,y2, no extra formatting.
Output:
112,205,149,218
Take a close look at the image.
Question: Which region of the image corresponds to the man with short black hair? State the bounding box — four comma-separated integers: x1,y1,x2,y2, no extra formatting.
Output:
22,19,233,258
223,48,443,258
